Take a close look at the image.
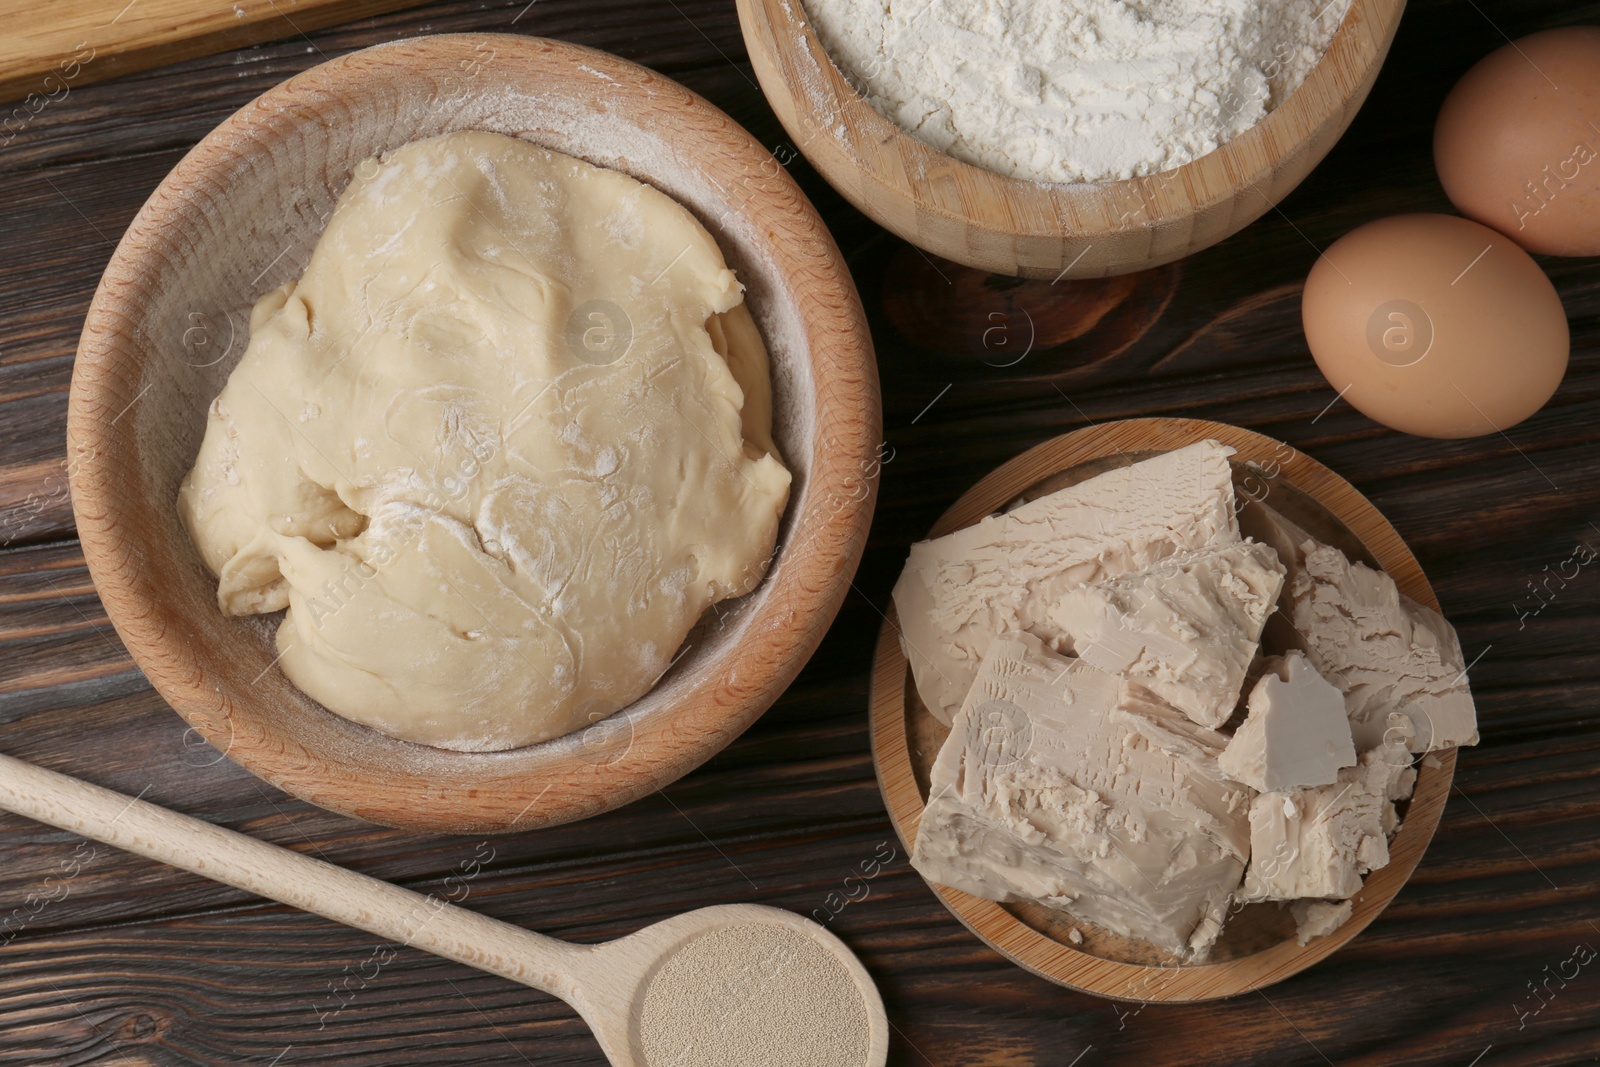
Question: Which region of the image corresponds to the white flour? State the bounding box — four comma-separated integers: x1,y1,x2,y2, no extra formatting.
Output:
802,0,1350,184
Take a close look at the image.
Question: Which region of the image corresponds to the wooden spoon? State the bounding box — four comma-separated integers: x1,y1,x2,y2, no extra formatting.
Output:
0,752,889,1066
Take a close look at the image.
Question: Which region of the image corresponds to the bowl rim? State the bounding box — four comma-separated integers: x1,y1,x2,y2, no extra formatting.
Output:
737,0,1408,275
66,32,881,834
867,417,1458,1000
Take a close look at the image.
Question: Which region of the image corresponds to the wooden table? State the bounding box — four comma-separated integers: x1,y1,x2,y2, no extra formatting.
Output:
1,0,1596,1063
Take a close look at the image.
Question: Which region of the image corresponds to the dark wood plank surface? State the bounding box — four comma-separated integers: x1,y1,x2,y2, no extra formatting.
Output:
3,0,1599,1063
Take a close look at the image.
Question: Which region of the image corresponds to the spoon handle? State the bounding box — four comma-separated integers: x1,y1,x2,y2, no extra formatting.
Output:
0,751,589,1002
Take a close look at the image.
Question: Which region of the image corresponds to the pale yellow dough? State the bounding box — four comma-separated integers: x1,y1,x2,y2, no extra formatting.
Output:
179,131,791,752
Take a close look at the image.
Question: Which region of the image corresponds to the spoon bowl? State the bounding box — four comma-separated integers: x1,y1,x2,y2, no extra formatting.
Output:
574,904,889,1066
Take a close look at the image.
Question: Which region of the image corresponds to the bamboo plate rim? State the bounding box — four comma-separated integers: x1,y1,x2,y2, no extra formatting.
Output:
868,417,1458,1001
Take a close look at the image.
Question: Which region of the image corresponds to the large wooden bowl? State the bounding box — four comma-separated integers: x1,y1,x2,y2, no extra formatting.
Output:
870,418,1459,1000
66,34,881,834
738,0,1406,279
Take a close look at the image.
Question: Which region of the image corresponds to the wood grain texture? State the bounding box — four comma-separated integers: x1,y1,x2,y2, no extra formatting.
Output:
736,0,1405,278
1,0,1599,1062
64,33,880,834
869,418,1458,1000
0,0,432,106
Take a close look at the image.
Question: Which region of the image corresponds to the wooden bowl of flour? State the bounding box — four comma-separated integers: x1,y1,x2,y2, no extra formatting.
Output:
737,0,1407,278
67,34,880,833
870,418,1459,999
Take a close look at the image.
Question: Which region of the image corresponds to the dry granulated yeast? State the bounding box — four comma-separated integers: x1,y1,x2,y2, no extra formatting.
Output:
638,923,870,1067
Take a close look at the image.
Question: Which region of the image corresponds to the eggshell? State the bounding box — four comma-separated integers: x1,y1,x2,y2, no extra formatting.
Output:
1301,214,1568,438
1434,26,1600,256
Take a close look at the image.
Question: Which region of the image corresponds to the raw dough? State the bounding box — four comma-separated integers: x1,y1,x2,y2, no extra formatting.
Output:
179,131,791,751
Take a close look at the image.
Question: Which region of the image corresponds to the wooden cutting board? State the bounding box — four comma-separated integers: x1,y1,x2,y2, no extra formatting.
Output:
0,0,431,104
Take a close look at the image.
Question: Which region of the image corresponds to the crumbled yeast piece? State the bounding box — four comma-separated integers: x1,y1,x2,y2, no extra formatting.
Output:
910,631,1251,960
892,441,1240,725
1240,498,1479,754
1290,541,1479,753
1219,651,1357,792
1291,898,1353,945
1048,539,1285,728
1239,743,1416,901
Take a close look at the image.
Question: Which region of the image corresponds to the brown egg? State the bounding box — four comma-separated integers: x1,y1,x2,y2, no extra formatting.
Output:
1301,214,1568,438
1434,26,1600,256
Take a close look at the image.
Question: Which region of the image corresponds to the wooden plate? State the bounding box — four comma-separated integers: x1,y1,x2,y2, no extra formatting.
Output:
67,35,881,834
737,0,1406,279
869,418,1458,1000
